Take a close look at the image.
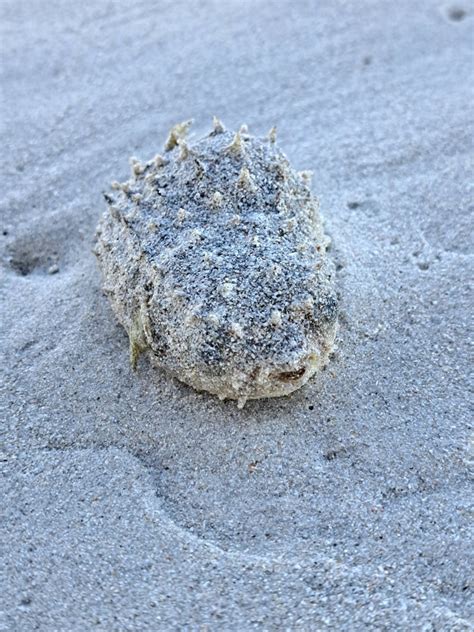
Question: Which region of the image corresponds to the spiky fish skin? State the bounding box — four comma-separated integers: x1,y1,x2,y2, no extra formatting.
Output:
94,121,338,407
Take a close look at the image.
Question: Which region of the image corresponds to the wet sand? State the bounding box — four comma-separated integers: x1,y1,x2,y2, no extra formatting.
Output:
1,1,473,629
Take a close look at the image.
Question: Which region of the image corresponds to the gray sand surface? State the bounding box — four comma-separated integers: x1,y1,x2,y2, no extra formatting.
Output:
1,1,473,630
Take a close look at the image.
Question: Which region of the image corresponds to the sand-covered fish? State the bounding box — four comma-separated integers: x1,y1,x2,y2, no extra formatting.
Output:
94,119,338,407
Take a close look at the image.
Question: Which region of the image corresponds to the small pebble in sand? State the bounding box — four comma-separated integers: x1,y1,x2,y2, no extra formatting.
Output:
94,119,338,407
47,264,59,275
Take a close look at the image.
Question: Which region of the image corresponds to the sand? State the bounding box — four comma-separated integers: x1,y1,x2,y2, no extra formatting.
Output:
1,1,473,630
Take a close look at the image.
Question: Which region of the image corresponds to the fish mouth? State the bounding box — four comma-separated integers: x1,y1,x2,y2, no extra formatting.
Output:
269,351,320,385
272,366,307,382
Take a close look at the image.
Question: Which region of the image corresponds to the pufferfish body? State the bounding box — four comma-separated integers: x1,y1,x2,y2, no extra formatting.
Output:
94,119,338,407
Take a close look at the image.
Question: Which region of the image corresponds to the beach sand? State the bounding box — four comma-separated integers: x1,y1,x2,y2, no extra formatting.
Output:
1,1,473,629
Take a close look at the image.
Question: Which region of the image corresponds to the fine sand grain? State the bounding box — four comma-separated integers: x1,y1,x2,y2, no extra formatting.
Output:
1,1,473,630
